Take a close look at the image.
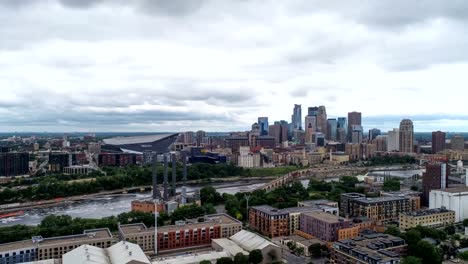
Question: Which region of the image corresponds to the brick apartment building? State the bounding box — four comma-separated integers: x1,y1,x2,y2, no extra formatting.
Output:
299,212,351,242
118,214,242,253
249,205,334,238
340,194,414,222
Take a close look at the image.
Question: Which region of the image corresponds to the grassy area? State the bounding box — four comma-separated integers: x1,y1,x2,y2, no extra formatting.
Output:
248,166,299,177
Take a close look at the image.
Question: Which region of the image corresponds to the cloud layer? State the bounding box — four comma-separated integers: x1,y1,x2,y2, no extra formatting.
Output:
1,0,468,132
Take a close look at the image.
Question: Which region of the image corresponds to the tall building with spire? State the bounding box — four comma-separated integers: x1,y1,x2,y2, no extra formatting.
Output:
399,119,414,153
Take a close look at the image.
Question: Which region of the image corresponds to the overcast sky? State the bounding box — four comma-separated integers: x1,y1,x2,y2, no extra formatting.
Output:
1,0,467,133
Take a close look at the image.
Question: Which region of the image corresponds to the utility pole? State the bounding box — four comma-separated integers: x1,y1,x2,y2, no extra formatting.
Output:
245,194,251,227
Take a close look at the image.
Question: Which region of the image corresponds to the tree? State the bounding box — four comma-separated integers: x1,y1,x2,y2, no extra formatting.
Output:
459,251,468,261
445,224,456,235
199,261,211,264
295,247,305,256
249,249,263,264
401,256,422,264
385,226,401,237
308,243,322,257
382,179,401,191
216,257,234,264
200,186,224,205
234,253,249,264
463,218,468,227
414,240,441,264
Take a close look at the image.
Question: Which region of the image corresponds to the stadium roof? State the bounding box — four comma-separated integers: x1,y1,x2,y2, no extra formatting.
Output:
103,134,177,146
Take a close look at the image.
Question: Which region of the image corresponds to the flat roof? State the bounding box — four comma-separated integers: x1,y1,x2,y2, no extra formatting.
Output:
301,211,347,223
402,208,455,217
103,134,176,146
120,214,241,236
0,229,113,252
354,196,408,204
251,205,322,216
432,186,468,193
153,251,230,264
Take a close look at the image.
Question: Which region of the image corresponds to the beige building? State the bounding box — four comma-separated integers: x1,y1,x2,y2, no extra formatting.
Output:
399,119,414,153
399,208,455,231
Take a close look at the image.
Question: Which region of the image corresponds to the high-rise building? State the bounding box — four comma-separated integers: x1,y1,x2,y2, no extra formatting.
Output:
399,119,414,153
195,130,206,146
183,131,194,144
257,117,269,136
431,131,446,154
337,128,347,144
351,125,363,144
347,112,362,142
327,119,337,141
451,134,465,151
305,115,317,144
308,106,318,116
337,117,347,136
317,106,327,134
268,123,288,145
292,104,302,130
374,135,388,152
387,128,400,152
0,152,29,177
368,128,381,141
422,163,449,206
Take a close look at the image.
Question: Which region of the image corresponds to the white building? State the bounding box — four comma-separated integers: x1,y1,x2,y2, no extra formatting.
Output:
62,241,149,264
429,186,468,222
387,128,400,152
238,147,261,168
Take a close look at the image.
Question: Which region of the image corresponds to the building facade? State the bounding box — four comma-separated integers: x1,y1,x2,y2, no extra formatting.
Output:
429,186,468,222
432,131,446,154
399,208,455,231
451,134,465,151
299,212,351,242
0,152,29,177
331,231,406,264
347,112,362,143
118,214,242,254
399,119,414,153
422,163,449,206
387,129,400,152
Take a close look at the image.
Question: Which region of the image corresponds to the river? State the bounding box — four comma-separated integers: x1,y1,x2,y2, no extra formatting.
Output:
0,181,267,227
0,169,423,227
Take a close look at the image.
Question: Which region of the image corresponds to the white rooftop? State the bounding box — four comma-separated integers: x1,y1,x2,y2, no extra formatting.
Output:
108,241,150,264
62,242,149,264
152,251,230,264
103,134,175,145
230,230,277,252
62,244,109,264
212,238,248,256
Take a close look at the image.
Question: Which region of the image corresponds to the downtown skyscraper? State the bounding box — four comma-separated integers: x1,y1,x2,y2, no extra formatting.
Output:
399,119,414,153
347,112,362,142
291,104,302,130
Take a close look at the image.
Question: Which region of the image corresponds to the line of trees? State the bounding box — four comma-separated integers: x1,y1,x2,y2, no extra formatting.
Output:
0,203,213,244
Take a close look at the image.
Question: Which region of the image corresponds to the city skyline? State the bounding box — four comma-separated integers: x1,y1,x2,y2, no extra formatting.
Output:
1,1,468,132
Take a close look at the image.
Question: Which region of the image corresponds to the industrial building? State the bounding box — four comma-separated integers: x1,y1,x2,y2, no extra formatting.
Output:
331,231,406,264
430,184,468,222
399,208,455,231
62,241,150,264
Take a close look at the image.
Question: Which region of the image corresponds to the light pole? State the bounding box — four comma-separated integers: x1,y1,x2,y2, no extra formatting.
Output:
245,194,251,226
154,199,159,256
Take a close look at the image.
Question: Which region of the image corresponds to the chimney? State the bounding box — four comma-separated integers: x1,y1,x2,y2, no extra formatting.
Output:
171,153,177,197
465,168,468,187
163,154,169,201
441,163,447,189
152,155,161,200
182,152,187,205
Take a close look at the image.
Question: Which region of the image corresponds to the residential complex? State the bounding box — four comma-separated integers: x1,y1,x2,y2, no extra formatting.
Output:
0,229,114,264
399,208,455,231
299,212,351,242
118,214,242,253
340,193,416,222
331,231,407,264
